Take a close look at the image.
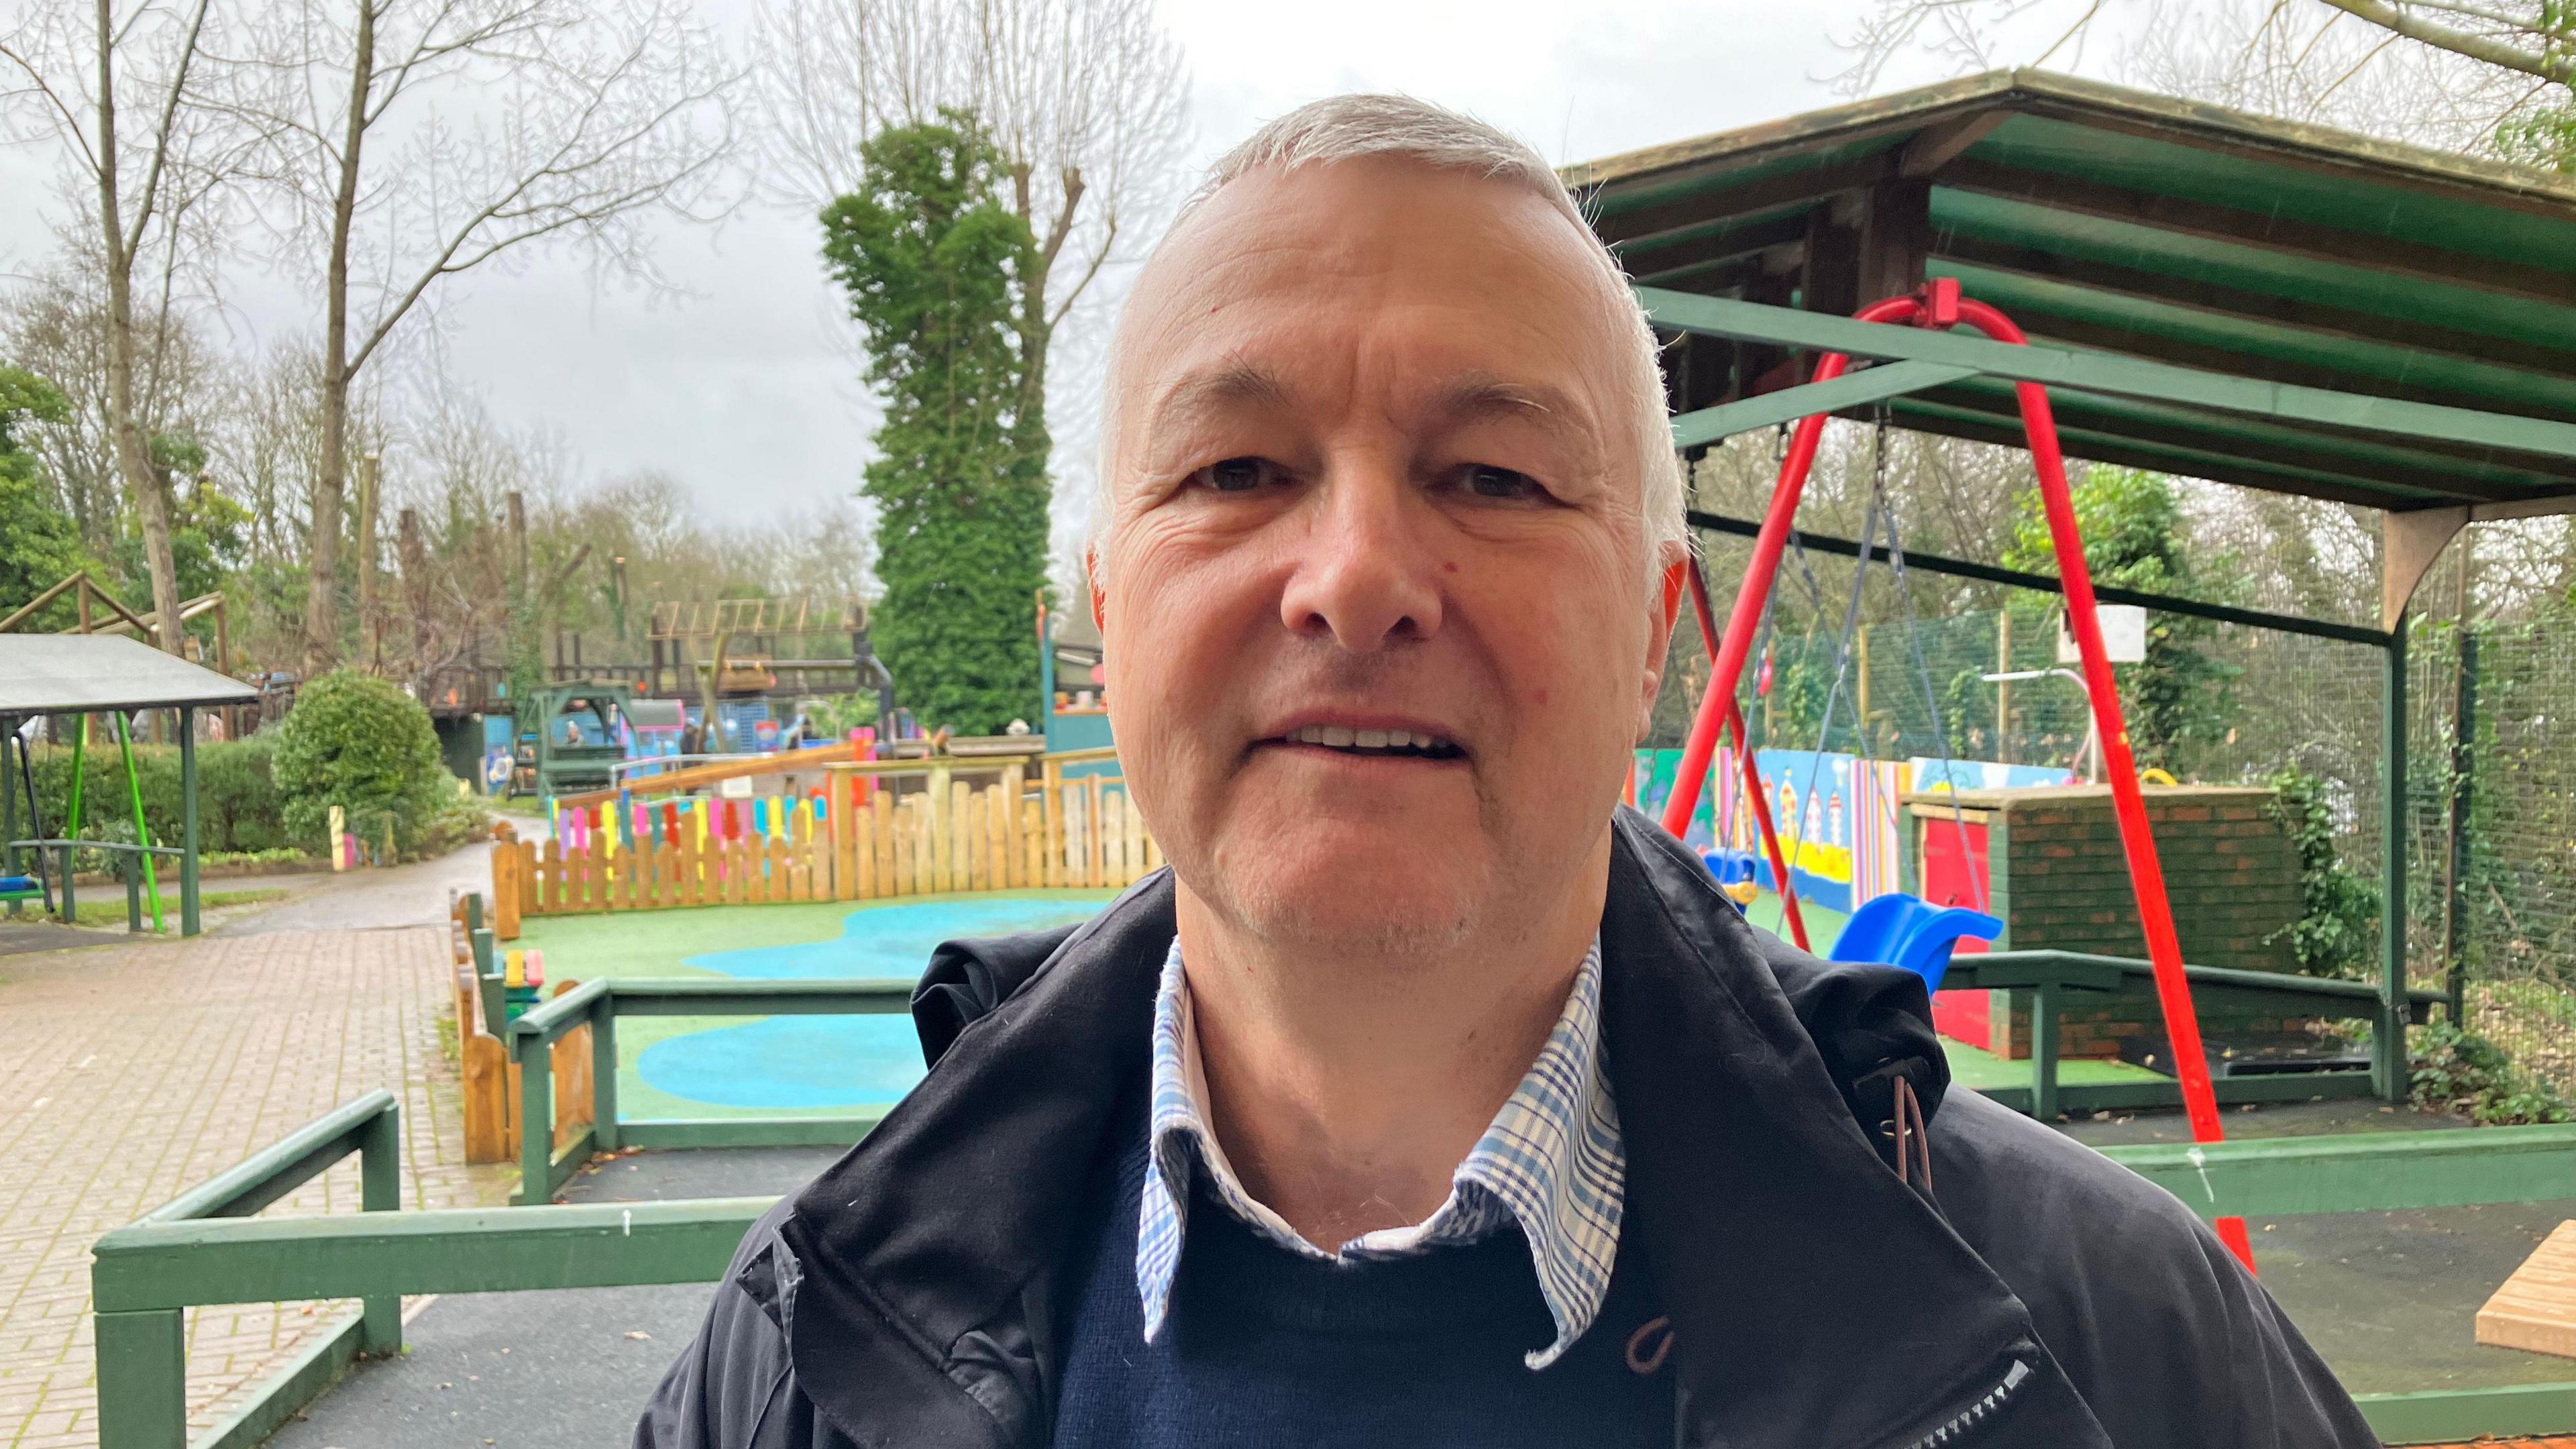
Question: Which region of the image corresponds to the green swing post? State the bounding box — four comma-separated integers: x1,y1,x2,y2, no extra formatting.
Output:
115,712,163,933
67,714,88,835
63,715,86,925
2,719,15,914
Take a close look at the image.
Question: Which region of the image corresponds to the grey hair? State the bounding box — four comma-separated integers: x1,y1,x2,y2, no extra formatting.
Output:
1089,93,1687,582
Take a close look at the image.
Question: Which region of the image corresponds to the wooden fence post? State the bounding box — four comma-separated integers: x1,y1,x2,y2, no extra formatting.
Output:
1042,759,1064,888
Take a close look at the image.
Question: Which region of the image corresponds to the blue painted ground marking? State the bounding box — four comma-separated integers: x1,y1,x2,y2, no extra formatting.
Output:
638,894,1112,1110
639,1016,928,1108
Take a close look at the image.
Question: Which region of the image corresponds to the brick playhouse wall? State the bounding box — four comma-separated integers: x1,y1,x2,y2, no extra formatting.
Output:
1917,786,2312,1062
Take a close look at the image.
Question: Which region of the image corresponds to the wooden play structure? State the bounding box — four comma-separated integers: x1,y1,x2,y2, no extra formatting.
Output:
488,747,1157,939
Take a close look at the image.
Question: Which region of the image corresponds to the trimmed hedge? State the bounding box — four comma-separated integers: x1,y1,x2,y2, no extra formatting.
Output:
14,735,287,854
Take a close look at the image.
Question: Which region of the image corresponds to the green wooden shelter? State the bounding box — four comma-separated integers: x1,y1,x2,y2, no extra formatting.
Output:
1563,69,2576,1098
0,635,259,937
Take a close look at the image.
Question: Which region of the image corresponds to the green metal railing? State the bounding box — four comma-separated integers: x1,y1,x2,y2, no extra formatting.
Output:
504,971,915,1205
1948,949,2447,1120
90,1091,402,1449
5,839,184,932
87,1093,2576,1447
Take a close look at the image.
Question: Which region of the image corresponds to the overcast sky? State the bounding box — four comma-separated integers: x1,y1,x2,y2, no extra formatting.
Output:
0,0,2037,545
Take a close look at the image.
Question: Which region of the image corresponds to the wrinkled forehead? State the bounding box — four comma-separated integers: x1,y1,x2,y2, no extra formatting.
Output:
1106,158,1638,475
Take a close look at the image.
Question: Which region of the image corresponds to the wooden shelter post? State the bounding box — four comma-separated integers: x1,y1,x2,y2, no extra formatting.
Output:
2377,617,2410,1100
179,707,201,937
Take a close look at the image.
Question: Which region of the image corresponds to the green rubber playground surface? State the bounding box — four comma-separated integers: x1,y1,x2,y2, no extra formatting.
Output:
1937,1037,2167,1091
1737,892,1849,950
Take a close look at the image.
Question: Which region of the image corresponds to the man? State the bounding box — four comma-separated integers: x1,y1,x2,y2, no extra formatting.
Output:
638,95,2374,1448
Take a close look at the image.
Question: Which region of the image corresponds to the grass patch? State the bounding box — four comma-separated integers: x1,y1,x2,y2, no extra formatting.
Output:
69,887,288,928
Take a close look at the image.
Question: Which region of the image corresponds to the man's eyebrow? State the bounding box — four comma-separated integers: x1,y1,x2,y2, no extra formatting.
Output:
1151,363,1295,425
1432,375,1573,425
1432,375,1603,463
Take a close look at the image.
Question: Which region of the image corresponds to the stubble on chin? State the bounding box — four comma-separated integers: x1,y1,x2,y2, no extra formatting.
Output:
1183,824,1486,963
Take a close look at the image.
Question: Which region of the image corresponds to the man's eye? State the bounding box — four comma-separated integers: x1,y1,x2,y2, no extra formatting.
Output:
1459,464,1541,501
1193,457,1276,492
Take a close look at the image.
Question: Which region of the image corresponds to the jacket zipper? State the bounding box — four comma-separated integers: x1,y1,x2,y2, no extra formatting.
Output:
1898,1358,2031,1449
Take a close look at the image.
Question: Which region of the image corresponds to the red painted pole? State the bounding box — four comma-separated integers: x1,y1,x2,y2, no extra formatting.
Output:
1951,297,2253,1270
1683,559,1811,951
1657,284,2253,1271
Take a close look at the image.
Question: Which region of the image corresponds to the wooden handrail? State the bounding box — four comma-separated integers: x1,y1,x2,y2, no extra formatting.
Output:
553,740,861,810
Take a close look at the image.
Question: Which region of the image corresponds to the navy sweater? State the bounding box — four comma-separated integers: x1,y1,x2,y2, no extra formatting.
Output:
1052,1139,1674,1448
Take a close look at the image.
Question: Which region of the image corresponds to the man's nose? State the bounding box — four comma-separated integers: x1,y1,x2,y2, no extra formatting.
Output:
1277,466,1444,651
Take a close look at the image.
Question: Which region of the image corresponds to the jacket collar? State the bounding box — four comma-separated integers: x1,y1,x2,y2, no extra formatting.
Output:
774,809,2073,1448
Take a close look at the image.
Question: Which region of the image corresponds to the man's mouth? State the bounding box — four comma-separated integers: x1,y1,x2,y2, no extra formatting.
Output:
1279,723,1465,760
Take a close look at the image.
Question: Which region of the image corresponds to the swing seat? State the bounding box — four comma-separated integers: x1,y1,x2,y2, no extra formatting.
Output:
0,875,40,899
1699,848,1760,888
1829,893,2001,993
1699,849,1763,908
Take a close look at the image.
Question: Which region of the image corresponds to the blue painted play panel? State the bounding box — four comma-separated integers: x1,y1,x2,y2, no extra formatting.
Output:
636,894,1108,1111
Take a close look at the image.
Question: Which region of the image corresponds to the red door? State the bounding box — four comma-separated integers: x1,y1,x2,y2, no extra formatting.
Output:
1919,818,1994,1047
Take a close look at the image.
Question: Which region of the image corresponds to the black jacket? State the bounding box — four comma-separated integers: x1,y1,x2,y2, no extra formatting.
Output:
637,808,2377,1448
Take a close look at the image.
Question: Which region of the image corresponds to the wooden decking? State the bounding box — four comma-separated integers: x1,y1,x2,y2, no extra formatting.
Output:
2481,1220,2576,1361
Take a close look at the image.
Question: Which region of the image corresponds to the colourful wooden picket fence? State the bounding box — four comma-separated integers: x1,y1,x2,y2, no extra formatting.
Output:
490,753,1158,936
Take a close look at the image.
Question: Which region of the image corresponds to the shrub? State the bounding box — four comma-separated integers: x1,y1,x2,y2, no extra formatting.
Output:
17,734,287,855
2263,769,2380,981
197,734,287,852
2409,1020,2571,1126
270,670,452,857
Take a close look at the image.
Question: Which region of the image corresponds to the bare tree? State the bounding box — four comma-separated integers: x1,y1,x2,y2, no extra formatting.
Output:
225,0,739,674
1836,0,2571,150
752,0,1189,519
1,0,251,654
1,264,226,557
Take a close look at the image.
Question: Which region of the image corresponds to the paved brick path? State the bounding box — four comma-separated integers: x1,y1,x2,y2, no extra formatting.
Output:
0,927,507,1448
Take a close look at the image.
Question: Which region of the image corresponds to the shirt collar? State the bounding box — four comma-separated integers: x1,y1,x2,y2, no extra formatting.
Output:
1138,933,1626,1370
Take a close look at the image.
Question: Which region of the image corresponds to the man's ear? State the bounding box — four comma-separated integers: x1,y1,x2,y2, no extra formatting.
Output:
1086,547,1111,690
1639,549,1689,744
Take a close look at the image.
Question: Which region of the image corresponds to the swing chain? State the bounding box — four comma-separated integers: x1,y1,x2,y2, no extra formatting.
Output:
1866,405,1987,912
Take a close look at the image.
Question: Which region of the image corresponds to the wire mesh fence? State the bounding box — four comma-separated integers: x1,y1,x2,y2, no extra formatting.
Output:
1655,573,2576,1101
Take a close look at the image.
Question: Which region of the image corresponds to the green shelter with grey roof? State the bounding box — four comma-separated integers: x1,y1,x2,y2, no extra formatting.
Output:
1,634,260,938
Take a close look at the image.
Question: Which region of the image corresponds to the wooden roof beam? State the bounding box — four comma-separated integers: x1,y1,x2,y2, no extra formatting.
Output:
1899,110,2009,178
1590,153,1898,251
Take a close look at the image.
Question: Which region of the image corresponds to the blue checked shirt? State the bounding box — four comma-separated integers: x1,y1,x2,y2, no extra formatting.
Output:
1137,935,1625,1370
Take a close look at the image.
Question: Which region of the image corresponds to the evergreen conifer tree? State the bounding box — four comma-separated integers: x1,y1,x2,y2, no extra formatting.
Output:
822,113,1047,735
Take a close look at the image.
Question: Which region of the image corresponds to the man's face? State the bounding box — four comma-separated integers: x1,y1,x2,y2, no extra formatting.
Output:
1097,157,1682,953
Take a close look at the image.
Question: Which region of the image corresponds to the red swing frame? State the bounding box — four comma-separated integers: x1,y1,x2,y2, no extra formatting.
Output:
1656,278,2258,1271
